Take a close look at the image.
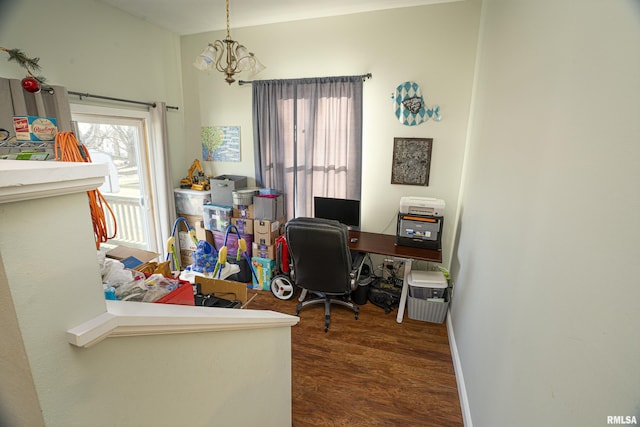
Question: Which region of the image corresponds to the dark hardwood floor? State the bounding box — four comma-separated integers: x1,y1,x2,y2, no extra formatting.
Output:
248,289,463,427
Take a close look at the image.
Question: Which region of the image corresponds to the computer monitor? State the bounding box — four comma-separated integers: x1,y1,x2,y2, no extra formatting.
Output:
313,196,361,230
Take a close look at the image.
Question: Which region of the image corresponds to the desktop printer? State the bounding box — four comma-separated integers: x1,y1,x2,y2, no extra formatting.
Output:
396,197,445,250
399,196,445,216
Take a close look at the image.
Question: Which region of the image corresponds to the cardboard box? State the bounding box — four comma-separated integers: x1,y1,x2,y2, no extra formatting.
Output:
180,249,193,269
177,214,203,230
251,257,276,290
252,242,275,260
270,216,286,235
195,222,214,246
231,217,254,235
194,277,248,305
233,204,254,219
106,245,160,264
177,228,197,252
254,219,281,246
13,116,58,141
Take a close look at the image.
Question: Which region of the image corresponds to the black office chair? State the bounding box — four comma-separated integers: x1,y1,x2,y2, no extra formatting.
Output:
285,217,365,332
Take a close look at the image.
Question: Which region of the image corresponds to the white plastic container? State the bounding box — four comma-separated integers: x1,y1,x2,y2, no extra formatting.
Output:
408,270,447,299
232,187,260,206
407,270,449,324
174,188,212,216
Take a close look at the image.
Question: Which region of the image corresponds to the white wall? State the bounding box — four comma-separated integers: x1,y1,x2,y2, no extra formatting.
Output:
180,1,482,268
451,0,640,425
0,0,187,190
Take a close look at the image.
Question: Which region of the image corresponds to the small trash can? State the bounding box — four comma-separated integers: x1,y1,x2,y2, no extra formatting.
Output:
352,276,375,305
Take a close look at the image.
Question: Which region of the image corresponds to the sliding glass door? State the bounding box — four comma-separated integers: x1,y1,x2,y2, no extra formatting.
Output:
71,104,159,252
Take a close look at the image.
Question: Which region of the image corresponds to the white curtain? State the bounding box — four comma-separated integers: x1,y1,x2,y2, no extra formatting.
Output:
148,101,176,251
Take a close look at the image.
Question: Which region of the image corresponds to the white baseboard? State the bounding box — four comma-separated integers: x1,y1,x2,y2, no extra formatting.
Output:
446,308,473,427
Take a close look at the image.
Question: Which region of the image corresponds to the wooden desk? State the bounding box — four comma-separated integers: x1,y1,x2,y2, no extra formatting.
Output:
348,230,443,323
348,230,442,263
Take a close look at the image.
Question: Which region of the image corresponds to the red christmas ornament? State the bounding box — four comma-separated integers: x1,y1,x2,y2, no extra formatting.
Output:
21,76,41,93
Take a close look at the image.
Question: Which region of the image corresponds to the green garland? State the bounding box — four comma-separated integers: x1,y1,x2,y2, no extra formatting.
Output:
1,47,46,83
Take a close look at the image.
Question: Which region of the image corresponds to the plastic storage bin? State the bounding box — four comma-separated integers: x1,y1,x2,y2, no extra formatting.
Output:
407,288,449,323
408,270,448,298
407,270,449,323
232,187,260,206
202,204,233,232
254,194,285,220
213,230,253,259
174,188,212,216
210,175,247,206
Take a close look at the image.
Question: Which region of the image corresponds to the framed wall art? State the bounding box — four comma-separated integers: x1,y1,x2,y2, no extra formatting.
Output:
201,125,241,162
390,137,433,186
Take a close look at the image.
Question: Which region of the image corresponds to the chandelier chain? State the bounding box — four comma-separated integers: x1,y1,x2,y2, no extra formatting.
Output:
226,0,230,40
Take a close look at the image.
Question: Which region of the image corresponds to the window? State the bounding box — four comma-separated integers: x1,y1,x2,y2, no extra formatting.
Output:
71,104,160,253
252,76,363,219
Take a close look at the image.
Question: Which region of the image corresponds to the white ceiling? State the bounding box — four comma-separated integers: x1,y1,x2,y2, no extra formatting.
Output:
98,0,459,36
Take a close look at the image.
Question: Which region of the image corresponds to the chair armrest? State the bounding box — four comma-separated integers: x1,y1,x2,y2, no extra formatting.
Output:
351,252,366,271
349,252,367,290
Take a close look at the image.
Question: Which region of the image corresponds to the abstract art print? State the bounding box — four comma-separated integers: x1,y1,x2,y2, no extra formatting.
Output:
391,137,433,186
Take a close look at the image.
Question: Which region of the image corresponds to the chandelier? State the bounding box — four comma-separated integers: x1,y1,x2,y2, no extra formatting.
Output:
193,0,265,85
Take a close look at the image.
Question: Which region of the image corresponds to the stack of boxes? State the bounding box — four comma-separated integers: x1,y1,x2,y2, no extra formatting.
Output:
173,175,289,289
204,175,251,259
174,175,247,267
174,188,213,267
231,189,286,290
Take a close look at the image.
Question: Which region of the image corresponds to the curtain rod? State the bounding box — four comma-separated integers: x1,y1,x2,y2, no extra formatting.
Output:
67,91,179,111
238,73,372,86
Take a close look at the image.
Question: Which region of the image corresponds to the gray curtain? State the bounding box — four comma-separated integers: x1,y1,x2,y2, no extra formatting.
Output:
252,76,363,219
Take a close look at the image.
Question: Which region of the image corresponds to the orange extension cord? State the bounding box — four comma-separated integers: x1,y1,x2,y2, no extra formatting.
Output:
55,132,117,249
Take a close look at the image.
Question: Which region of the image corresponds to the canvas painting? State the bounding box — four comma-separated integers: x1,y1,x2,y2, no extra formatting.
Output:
202,125,241,162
